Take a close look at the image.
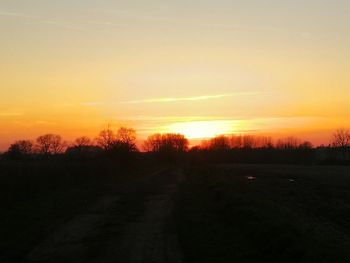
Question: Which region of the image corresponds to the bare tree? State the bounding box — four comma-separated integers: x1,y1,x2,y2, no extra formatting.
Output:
143,133,162,152
163,133,188,152
229,135,273,149
229,135,243,149
276,137,301,150
96,127,138,154
7,140,33,158
242,135,257,149
208,135,230,151
144,133,188,153
331,128,350,161
113,127,138,153
331,128,350,148
36,134,65,155
96,129,115,150
74,136,92,147
117,127,136,144
66,136,101,158
256,136,274,148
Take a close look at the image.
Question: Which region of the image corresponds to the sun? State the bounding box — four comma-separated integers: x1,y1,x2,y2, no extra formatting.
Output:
166,120,237,139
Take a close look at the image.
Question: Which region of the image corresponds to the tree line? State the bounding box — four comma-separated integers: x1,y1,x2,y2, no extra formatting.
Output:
2,127,350,164
3,127,189,160
199,135,313,151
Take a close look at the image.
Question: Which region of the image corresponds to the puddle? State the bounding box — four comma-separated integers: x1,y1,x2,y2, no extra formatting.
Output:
246,176,256,180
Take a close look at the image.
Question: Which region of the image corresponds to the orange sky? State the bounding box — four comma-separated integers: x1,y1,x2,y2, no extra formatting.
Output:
1,1,350,150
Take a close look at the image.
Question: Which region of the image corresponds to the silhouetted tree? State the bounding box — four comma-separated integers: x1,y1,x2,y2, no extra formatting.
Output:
207,135,230,151
144,133,188,153
117,127,136,145
96,128,115,151
331,128,350,148
96,127,138,161
36,134,65,155
242,135,257,149
229,135,243,149
255,136,274,148
111,127,138,153
276,137,300,150
7,140,33,159
143,134,163,152
229,135,274,149
165,133,188,152
74,136,92,147
299,141,313,149
331,128,350,161
144,133,188,162
65,136,102,159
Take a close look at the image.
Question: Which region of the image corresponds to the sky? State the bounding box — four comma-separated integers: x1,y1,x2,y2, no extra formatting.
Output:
1,0,350,149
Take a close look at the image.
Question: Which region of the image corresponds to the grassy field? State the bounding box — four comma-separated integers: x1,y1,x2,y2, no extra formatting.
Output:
175,164,350,263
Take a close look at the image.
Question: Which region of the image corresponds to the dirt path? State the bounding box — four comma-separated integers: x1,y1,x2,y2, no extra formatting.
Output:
90,184,183,263
25,169,183,263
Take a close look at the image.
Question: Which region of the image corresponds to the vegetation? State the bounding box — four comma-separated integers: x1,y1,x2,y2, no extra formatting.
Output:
2,127,350,164
1,128,350,262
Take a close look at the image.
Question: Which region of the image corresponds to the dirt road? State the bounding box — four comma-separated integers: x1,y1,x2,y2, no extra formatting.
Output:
25,169,183,263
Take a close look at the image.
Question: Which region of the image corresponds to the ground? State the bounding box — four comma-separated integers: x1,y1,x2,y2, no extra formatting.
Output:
23,168,183,263
175,164,350,263
2,162,350,262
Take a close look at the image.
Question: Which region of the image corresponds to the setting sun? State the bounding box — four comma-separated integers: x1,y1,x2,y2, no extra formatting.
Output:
166,120,238,139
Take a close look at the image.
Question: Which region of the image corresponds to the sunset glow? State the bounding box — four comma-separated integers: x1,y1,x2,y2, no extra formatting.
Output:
1,1,350,149
166,120,238,139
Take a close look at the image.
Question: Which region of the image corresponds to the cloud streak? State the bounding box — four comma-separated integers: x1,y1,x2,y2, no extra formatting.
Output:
0,9,86,31
0,111,24,117
97,9,285,33
0,8,283,34
122,92,262,104
0,10,38,18
42,20,86,31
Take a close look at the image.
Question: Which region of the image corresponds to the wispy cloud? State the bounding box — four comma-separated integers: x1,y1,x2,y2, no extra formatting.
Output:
0,111,23,117
115,115,227,121
0,10,38,19
0,8,283,34
42,20,86,31
87,20,114,26
96,9,285,33
122,92,262,104
0,9,85,31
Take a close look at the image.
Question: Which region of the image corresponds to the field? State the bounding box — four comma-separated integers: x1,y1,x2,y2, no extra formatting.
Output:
175,164,350,263
1,161,350,262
